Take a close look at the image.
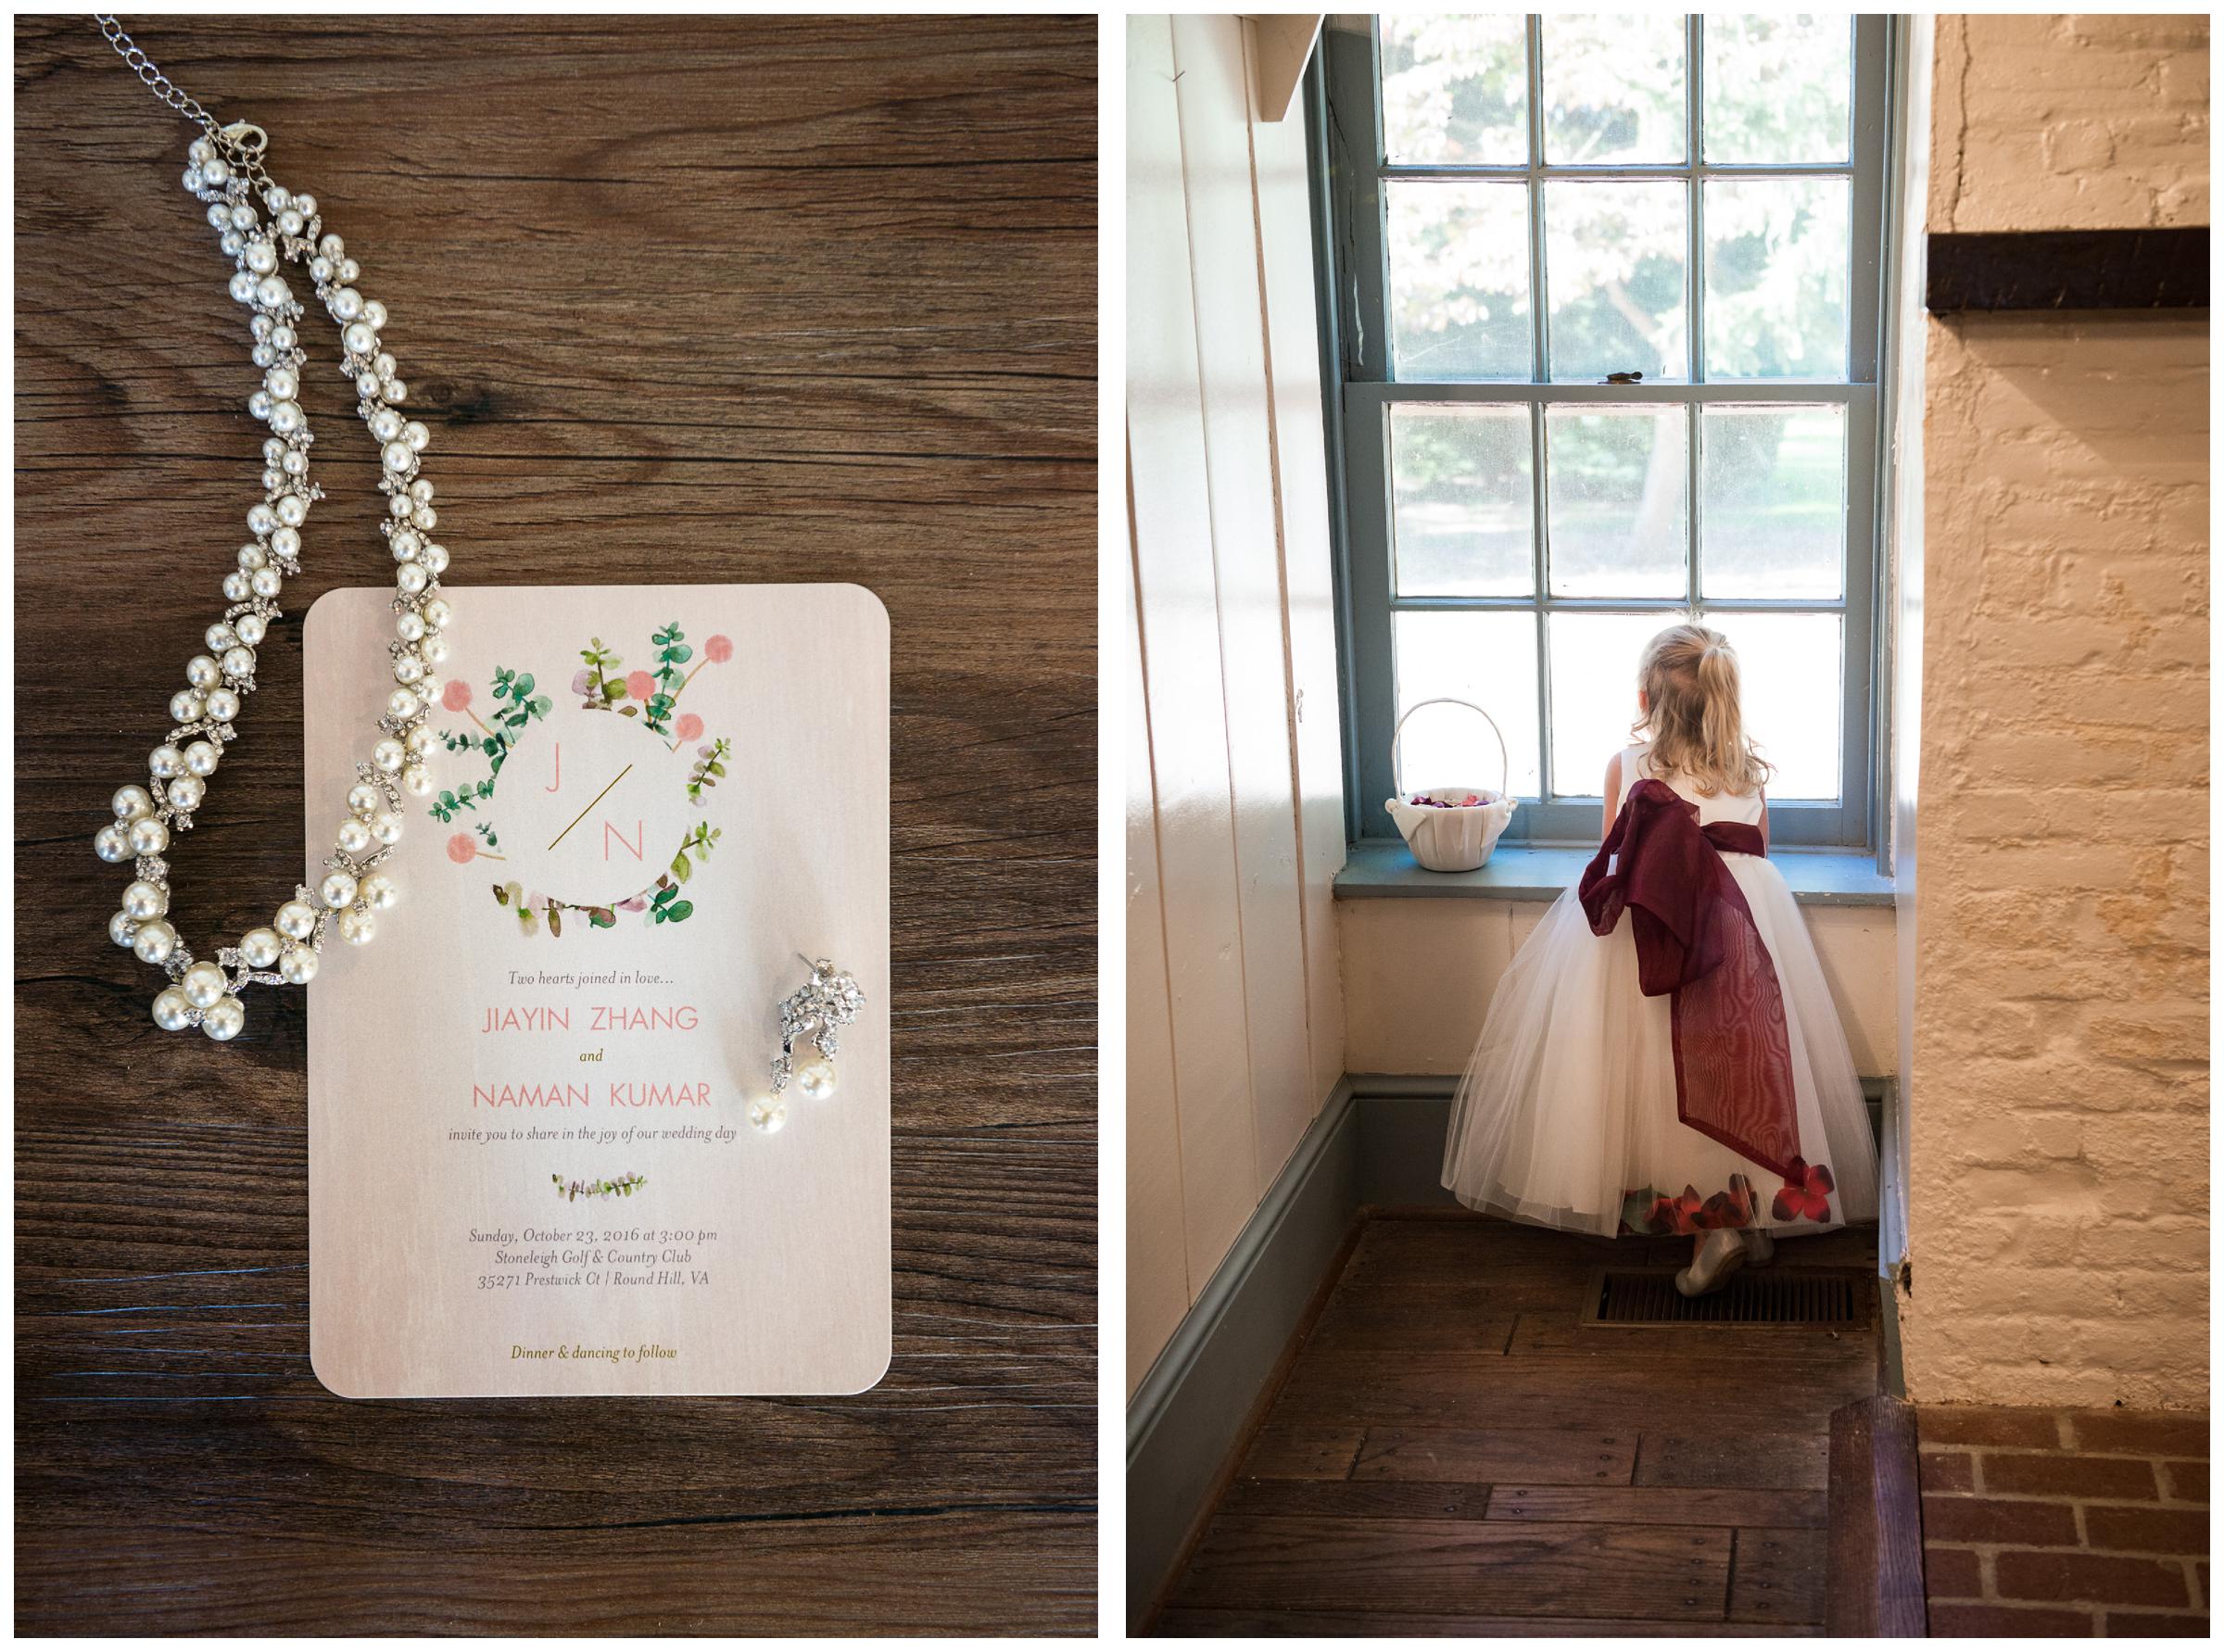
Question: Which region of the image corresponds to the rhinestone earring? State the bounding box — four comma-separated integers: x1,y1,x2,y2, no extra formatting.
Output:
749,956,866,1135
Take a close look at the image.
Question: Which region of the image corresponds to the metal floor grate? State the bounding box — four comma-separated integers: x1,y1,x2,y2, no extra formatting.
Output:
1580,1266,1871,1328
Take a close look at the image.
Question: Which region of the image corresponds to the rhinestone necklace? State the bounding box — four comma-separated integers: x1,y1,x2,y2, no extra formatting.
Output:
91,17,451,1041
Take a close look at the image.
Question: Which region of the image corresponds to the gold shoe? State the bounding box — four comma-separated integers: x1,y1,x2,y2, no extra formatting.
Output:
1741,1229,1775,1267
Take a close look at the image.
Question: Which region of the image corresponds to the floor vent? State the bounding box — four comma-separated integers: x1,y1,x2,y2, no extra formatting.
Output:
1581,1266,1871,1329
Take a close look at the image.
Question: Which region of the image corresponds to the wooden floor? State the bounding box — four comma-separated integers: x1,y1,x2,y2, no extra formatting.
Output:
1153,1213,1883,1637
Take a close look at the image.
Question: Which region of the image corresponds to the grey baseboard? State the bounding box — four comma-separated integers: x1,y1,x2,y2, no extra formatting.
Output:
1348,1074,1462,1206
1125,1079,1360,1630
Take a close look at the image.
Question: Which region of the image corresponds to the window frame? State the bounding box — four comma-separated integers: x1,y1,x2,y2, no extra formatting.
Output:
1319,14,1895,849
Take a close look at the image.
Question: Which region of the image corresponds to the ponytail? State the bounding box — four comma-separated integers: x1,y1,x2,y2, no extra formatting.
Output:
1631,622,1774,797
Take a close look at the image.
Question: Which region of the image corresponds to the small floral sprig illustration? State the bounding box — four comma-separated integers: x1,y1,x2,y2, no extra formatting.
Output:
643,622,691,735
430,672,551,826
579,631,732,750
669,820,720,886
575,637,627,711
687,738,731,803
648,876,693,925
552,1170,646,1203
492,880,616,938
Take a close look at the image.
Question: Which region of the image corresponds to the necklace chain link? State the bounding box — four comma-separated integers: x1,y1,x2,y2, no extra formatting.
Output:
93,17,271,190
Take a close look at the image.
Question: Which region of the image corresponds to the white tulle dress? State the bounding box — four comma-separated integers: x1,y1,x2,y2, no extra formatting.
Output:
1442,744,1879,1240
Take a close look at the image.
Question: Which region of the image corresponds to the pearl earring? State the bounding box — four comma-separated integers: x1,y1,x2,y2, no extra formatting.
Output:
748,956,866,1135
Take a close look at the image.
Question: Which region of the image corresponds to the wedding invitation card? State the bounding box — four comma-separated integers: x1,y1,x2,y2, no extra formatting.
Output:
302,585,890,1397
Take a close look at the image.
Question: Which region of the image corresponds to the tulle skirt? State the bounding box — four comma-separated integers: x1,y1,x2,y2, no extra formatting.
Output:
1442,851,1880,1240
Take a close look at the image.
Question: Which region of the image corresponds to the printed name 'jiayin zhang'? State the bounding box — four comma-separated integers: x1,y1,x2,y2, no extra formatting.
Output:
480,1005,700,1033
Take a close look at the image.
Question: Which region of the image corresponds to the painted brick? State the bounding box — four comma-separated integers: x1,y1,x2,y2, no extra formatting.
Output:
1921,1406,2066,1449
2159,1461,2208,1504
1923,1450,1977,1493
2083,1504,2210,1557
2159,51,2210,105
1936,1114,2088,1170
1927,1602,2095,1636
2104,1609,2210,1636
2072,1219,2213,1273
2091,788,2210,843
2067,1410,2212,1457
1994,1548,2194,1608
2042,120,2117,172
1925,1544,1984,1599
1981,1452,2160,1501
1909,17,2209,1420
1922,1493,2081,1546
2079,1007,2210,1065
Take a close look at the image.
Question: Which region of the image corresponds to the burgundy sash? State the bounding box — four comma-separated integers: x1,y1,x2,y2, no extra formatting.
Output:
1579,778,1801,1179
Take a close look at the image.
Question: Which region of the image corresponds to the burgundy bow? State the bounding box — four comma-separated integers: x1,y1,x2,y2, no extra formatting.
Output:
1579,779,1800,1179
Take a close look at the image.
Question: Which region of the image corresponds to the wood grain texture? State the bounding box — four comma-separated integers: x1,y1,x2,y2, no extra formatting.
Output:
1151,1213,1879,1635
1351,1427,1638,1487
15,13,1094,1635
1156,1608,1819,1637
1168,1515,1733,1620
1826,1395,1929,1637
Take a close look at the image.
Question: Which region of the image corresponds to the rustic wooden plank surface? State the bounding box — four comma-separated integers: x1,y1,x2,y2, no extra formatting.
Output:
1151,1214,1879,1634
1167,1514,1734,1620
15,14,1095,1636
1156,1608,1819,1637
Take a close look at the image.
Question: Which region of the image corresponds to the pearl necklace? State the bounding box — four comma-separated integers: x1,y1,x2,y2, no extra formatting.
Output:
93,19,450,1042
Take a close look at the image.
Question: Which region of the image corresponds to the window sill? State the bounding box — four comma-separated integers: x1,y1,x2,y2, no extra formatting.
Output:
1334,839,1897,907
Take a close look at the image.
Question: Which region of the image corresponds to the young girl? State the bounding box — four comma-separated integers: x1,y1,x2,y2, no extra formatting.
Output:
1441,622,1878,1294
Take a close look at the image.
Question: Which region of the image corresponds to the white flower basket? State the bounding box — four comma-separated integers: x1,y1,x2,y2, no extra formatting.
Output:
1385,697,1518,872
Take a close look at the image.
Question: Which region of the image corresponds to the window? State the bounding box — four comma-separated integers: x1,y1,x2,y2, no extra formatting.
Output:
1320,15,1891,846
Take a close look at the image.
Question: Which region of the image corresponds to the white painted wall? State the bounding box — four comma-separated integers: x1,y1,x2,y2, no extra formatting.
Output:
1126,14,1347,1399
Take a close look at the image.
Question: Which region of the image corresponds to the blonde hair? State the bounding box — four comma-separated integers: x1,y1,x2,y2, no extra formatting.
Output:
1630,622,1774,797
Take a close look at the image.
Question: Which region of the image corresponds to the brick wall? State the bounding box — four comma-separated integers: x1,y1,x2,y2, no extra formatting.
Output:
1900,15,2210,1407
1930,14,2209,232
1918,1406,2209,1634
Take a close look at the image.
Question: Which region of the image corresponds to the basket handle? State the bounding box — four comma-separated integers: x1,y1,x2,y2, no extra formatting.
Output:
1391,698,1510,802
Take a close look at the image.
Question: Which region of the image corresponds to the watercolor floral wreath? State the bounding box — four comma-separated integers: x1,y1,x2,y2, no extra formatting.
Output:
424,623,735,937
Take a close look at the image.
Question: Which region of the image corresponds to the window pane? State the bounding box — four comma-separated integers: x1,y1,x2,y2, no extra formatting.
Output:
1541,13,1687,165
1704,178,1851,380
1391,405,1535,596
1546,406,1687,597
1393,612,1541,800
1699,611,1842,801
1703,15,1853,164
1545,181,1687,382
1550,611,1843,801
1700,406,1845,599
1387,181,1533,380
1547,612,1668,796
1380,15,1529,167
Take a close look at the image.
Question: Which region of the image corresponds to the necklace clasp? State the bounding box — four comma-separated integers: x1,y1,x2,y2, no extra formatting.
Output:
219,121,267,158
